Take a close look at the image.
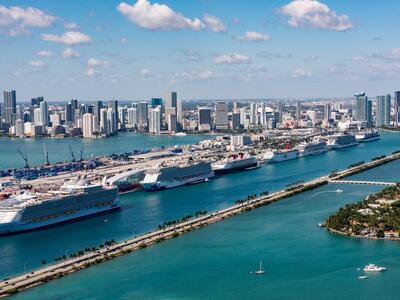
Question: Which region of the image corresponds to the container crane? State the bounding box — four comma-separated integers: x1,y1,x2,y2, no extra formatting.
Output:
17,148,29,169
69,145,76,162
43,143,50,166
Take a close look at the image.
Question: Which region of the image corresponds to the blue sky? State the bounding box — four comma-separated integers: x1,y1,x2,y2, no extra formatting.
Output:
1,0,400,101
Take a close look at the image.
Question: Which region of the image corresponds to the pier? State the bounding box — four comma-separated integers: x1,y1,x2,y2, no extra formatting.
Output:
1,151,400,297
329,180,396,186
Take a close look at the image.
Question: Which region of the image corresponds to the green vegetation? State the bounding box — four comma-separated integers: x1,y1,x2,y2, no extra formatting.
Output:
158,210,208,230
53,239,116,262
325,184,400,238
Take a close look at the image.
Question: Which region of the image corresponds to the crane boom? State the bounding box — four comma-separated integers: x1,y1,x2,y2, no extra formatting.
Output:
43,143,50,166
17,148,29,169
69,145,76,162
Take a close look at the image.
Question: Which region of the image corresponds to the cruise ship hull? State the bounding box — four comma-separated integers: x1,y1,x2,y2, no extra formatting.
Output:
142,171,214,191
213,159,259,175
356,136,380,143
0,203,120,236
264,151,299,163
328,142,358,150
299,148,328,157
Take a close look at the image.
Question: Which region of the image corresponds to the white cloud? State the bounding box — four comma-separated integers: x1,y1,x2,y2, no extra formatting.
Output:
64,22,80,30
120,37,128,44
62,48,80,59
117,0,205,31
304,55,319,62
352,55,369,62
213,53,251,65
0,5,56,36
203,14,226,32
278,0,354,32
291,68,312,78
171,70,216,82
140,68,152,76
41,31,92,44
88,58,109,67
37,50,52,57
86,67,99,77
236,31,270,42
29,60,46,67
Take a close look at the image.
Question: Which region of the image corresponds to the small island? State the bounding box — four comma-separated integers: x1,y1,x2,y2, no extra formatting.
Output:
325,184,400,240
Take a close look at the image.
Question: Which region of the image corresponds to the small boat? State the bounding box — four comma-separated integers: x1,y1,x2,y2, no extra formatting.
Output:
255,260,265,275
104,219,108,223
336,189,343,193
318,223,324,228
358,275,368,279
363,264,386,272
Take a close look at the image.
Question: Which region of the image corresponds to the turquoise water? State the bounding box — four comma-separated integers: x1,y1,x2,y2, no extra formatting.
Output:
0,133,210,169
1,132,400,299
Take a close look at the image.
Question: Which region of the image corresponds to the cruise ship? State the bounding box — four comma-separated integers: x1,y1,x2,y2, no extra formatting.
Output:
105,169,146,193
0,177,120,236
327,133,358,149
262,149,299,163
212,153,259,175
297,140,328,157
355,131,380,143
141,161,214,191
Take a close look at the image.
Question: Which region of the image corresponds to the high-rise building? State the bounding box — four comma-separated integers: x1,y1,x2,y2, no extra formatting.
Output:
165,92,177,108
127,107,137,127
249,102,258,125
215,101,229,130
165,92,177,131
65,103,73,124
118,107,127,129
108,100,118,129
137,102,148,130
176,98,183,127
15,119,24,137
3,90,16,126
149,106,161,135
107,108,116,133
296,102,302,120
394,91,400,127
376,94,391,127
355,93,372,127
93,101,102,126
31,97,43,107
100,108,109,135
198,107,211,131
50,112,61,126
40,101,49,126
82,113,94,138
33,108,41,125
150,98,163,108
231,113,241,131
324,103,332,122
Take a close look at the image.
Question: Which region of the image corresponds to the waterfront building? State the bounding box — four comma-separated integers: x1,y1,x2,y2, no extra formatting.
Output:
93,101,103,127
15,119,24,137
82,113,94,138
127,107,137,127
33,108,41,125
165,92,177,109
40,101,49,127
3,90,16,126
100,108,109,135
231,113,241,131
166,109,177,132
355,93,372,127
50,112,61,126
108,100,118,130
137,102,148,130
177,98,183,128
65,103,73,124
198,107,211,131
394,91,400,127
149,106,161,135
376,94,391,127
118,107,127,129
107,108,116,133
215,101,229,130
230,135,251,147
165,92,177,131
324,103,332,121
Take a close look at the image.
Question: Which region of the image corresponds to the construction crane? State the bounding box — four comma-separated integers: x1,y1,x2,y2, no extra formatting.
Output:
43,143,50,166
17,148,29,169
69,145,76,162
79,144,84,162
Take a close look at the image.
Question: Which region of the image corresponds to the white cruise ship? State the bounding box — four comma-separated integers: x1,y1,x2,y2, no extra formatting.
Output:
212,153,259,175
262,149,299,163
327,133,358,149
297,140,328,157
355,131,380,142
0,178,120,236
141,161,214,191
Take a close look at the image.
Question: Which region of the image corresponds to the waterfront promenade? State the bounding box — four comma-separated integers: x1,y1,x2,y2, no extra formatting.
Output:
1,151,399,297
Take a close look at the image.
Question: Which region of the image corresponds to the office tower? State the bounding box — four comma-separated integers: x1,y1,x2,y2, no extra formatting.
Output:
198,107,211,131
176,98,183,127
149,106,161,135
31,97,43,107
232,112,241,131
3,90,16,126
108,100,118,130
82,113,94,138
127,107,137,127
165,92,177,108
100,108,109,135
107,108,116,133
15,119,24,137
278,102,284,114
215,101,229,130
150,98,163,108
70,98,78,110
355,93,372,128
296,102,302,120
376,94,391,127
118,107,127,129
324,103,332,121
50,112,61,126
165,107,176,131
65,103,73,124
33,108,41,125
260,103,267,126
137,102,148,129
239,107,247,126
233,102,240,113
40,101,48,126
250,102,258,125
394,91,400,127
93,101,103,126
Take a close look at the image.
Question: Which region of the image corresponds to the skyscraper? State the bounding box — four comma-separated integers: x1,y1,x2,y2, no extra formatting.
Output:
198,107,211,131
150,98,163,108
108,100,118,130
107,108,116,133
296,102,302,120
394,91,400,127
31,97,43,107
100,108,109,135
376,94,391,127
324,103,331,122
149,106,161,135
137,102,148,130
3,90,16,126
355,93,372,128
40,101,49,126
215,101,229,130
165,92,177,131
127,107,137,127
165,92,177,108
82,113,94,138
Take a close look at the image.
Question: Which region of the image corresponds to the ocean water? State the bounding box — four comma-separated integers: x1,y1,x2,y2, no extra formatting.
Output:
1,132,400,299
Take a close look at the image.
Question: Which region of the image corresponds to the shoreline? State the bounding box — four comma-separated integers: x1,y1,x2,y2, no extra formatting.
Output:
1,152,400,297
324,226,400,241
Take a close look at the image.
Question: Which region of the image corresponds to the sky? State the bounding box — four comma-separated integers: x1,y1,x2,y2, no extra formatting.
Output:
1,0,400,102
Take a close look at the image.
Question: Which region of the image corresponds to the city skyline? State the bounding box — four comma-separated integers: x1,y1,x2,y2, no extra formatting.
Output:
1,0,400,100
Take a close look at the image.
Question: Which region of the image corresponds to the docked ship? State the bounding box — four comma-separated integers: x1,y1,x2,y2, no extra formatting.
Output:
262,149,299,163
212,153,259,174
355,131,380,143
327,133,358,149
0,177,120,236
141,161,214,191
297,140,328,157
104,169,146,193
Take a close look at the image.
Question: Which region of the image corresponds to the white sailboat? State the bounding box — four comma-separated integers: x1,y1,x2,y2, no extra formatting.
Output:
255,260,265,275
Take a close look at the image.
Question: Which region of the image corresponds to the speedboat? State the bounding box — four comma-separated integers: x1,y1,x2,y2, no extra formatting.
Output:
336,189,343,193
363,264,386,272
358,275,368,279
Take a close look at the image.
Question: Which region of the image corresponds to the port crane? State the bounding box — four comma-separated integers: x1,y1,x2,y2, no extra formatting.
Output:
43,143,50,166
17,148,29,169
69,145,76,162
79,144,84,162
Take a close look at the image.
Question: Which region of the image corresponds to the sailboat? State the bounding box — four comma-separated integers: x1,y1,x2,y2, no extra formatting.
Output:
255,260,265,275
